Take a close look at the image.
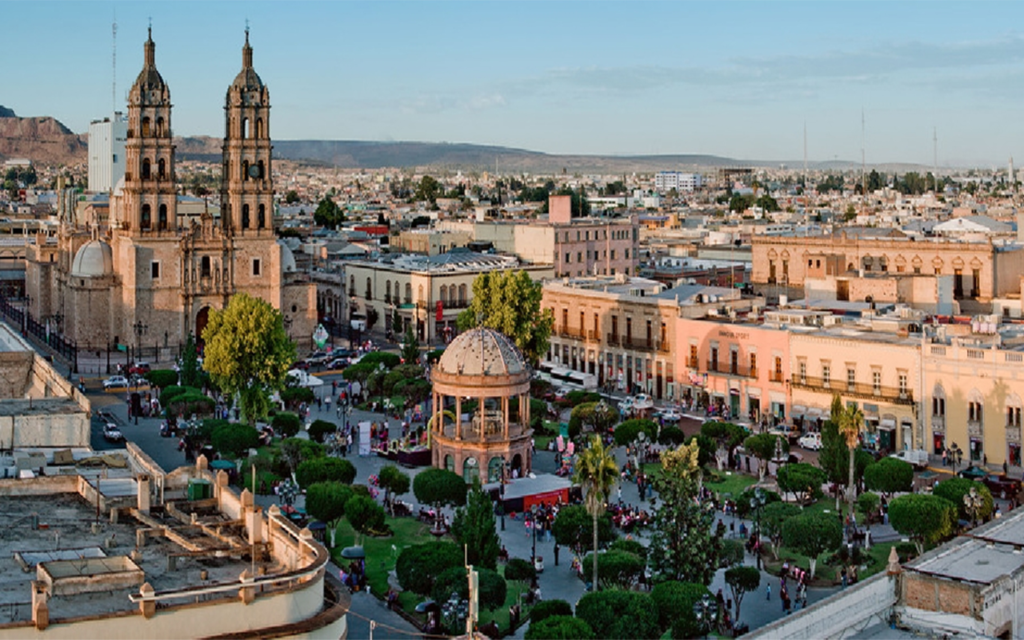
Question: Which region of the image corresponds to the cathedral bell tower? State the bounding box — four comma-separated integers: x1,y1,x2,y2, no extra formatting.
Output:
123,27,176,235
221,29,273,235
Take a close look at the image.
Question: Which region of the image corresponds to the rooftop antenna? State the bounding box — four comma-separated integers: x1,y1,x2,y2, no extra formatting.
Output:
803,121,807,177
111,11,117,114
933,126,938,192
860,108,866,198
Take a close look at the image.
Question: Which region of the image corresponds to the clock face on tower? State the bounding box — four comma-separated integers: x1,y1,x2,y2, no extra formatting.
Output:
248,164,261,179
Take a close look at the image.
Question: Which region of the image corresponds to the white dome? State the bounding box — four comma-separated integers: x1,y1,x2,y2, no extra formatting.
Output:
436,328,527,378
278,241,296,273
71,240,113,278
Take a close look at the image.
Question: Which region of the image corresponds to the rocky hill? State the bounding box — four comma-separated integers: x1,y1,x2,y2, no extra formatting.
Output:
0,107,87,165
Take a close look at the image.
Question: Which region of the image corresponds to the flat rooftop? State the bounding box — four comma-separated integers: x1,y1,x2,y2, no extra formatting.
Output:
0,491,277,623
912,538,1024,585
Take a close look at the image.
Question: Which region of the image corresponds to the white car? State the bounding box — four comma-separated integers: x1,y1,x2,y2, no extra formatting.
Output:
632,394,655,410
617,398,635,414
102,376,130,390
798,432,822,451
657,408,683,422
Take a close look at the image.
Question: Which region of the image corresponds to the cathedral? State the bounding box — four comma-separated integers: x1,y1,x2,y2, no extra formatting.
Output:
26,29,315,356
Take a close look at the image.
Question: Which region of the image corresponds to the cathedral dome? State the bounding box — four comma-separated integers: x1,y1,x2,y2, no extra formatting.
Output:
436,328,527,378
130,29,169,104
71,240,113,278
278,241,296,273
230,32,264,93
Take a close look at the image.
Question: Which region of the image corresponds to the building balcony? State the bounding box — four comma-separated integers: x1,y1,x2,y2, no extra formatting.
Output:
790,375,914,405
606,333,620,347
558,328,584,339
769,372,784,383
705,363,757,379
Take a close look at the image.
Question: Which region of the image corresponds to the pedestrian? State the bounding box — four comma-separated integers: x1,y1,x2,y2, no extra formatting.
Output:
766,583,771,600
942,448,948,466
841,567,848,588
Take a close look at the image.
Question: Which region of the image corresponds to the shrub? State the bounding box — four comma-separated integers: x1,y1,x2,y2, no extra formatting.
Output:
430,566,506,612
166,391,215,419
308,419,337,443
305,482,354,529
658,425,686,445
159,385,198,407
525,616,594,640
530,599,573,623
280,387,314,408
296,457,356,488
395,541,462,595
145,369,178,390
933,477,994,521
576,590,660,640
734,488,781,518
271,412,302,439
613,419,658,447
210,423,260,458
650,581,711,635
358,352,401,369
582,550,645,589
504,557,536,583
609,538,647,560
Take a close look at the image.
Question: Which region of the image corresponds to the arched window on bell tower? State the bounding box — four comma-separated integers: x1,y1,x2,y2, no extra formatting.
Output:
142,117,151,137
256,118,264,138
158,158,166,179
242,204,250,229
141,204,151,230
258,204,266,229
257,160,265,180
243,118,249,138
142,159,151,180
242,160,249,181
156,117,165,137
158,204,167,231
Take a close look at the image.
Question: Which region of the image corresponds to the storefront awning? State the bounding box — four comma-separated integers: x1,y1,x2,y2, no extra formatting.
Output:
791,405,807,417
747,387,761,399
880,417,897,430
806,407,823,418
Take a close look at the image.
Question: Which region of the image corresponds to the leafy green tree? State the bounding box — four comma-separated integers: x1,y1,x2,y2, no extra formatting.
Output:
648,443,720,585
277,437,324,476
395,541,462,595
744,433,788,479
583,550,645,589
357,351,401,369
313,196,344,228
145,369,178,390
202,293,295,424
888,493,956,553
166,391,216,422
456,270,554,366
755,193,780,212
451,483,501,570
344,494,387,535
685,433,717,468
609,538,647,560
761,502,801,559
280,387,315,409
720,538,745,568
933,477,994,522
552,504,615,555
530,599,573,623
414,175,443,204
776,462,826,503
650,581,711,637
505,557,536,584
308,419,337,443
210,423,260,458
701,421,747,464
567,402,619,439
857,491,881,536
864,457,914,498
305,481,355,533
573,435,619,589
613,418,657,447
296,457,356,488
413,468,467,527
378,464,411,510
576,590,660,640
734,488,781,518
525,616,594,640
271,412,302,438
400,325,420,365
725,565,761,623
781,512,842,578
284,189,300,204
430,566,506,612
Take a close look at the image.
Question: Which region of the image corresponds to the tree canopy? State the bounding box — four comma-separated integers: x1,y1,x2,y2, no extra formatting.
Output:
575,590,660,640
888,493,956,553
864,457,914,497
525,616,594,640
650,581,711,638
296,457,356,489
933,477,994,522
313,196,344,228
305,481,355,531
776,462,826,503
201,293,295,423
412,468,468,513
395,541,462,595
451,483,501,570
455,270,553,366
725,565,761,622
552,504,615,555
781,512,842,578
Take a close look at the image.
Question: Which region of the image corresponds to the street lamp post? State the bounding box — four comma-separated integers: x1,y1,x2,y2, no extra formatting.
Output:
530,503,539,567
376,363,386,415
964,486,984,528
692,593,718,639
132,321,148,426
750,487,766,570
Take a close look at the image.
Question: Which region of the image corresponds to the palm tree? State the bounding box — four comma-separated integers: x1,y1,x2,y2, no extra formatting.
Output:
835,396,865,521
573,434,619,591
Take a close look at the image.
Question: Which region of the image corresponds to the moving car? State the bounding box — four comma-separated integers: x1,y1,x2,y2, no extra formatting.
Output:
656,408,683,422
103,423,125,443
326,356,350,369
128,361,151,376
102,375,130,390
617,397,635,414
981,474,1022,499
798,432,822,451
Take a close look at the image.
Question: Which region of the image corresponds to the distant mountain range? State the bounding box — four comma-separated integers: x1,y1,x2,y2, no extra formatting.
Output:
1,105,935,174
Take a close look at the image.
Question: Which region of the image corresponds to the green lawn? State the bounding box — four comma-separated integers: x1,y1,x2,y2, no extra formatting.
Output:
704,471,757,498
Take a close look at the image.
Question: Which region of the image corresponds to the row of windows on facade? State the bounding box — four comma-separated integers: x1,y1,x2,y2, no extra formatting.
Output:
351,277,468,306
931,396,1024,427
133,115,266,140
792,361,909,394
136,157,265,183
547,345,675,377
564,248,628,264
686,345,784,379
136,203,267,231
562,228,634,242
149,257,261,280
555,310,668,344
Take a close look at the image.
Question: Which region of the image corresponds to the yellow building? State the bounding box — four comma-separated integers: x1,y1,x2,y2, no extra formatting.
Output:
924,331,1024,467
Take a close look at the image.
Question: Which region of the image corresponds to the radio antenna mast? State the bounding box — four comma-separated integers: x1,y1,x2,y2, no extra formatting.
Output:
112,12,117,113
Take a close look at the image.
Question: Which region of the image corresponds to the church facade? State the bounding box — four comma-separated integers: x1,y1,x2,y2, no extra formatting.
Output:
25,30,315,355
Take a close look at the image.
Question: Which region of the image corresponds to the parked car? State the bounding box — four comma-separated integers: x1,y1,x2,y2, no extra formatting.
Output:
128,361,151,376
798,432,823,451
617,398,635,414
103,423,124,443
981,474,1022,499
102,375,130,390
656,408,683,422
889,449,930,470
305,352,329,366
958,465,988,481
327,356,350,369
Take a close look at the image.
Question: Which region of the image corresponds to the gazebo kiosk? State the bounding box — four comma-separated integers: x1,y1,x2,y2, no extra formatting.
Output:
430,327,533,483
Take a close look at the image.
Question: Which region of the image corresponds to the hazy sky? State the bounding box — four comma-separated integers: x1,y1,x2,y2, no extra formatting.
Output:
4,1,1024,166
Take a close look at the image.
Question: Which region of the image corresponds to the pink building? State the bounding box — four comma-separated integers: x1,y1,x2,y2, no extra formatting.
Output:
676,317,790,424
548,195,639,278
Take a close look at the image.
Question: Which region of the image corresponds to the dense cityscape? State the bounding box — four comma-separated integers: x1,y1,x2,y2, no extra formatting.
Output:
3,3,1024,640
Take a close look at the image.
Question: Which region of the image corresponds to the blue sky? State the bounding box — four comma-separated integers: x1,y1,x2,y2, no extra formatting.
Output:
4,1,1024,166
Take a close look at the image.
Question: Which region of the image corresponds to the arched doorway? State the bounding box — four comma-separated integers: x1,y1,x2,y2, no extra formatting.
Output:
195,306,211,349
463,456,480,485
511,453,523,478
